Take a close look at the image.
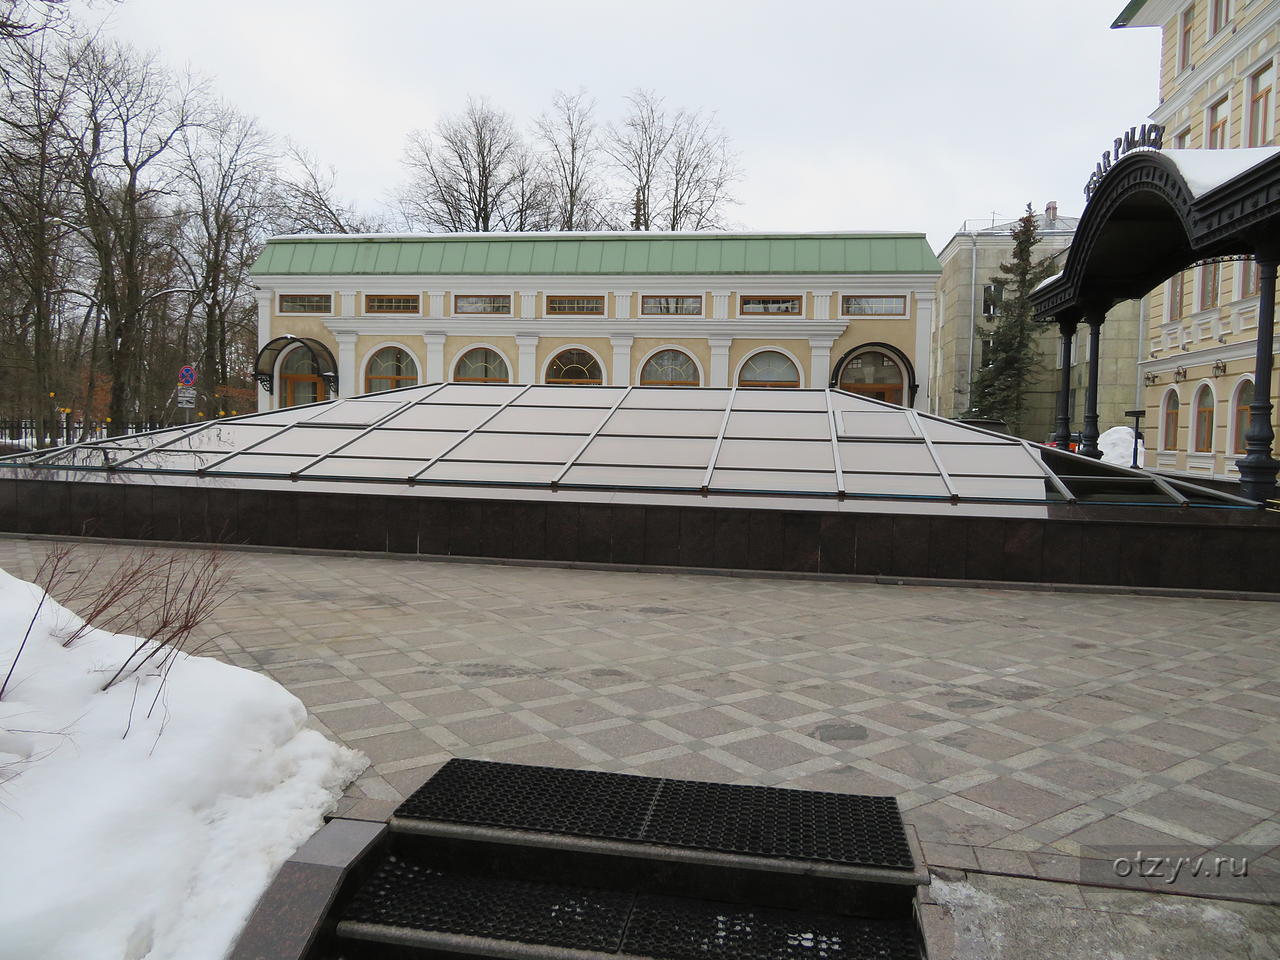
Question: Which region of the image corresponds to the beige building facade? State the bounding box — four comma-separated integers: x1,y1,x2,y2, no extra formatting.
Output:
249,232,942,411
1117,0,1280,475
932,208,1141,443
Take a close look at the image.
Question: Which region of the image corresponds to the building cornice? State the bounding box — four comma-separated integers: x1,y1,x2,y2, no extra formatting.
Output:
253,273,940,290
322,317,855,340
1140,335,1277,373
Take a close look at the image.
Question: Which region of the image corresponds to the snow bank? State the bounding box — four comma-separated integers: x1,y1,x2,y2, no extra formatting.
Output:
1099,425,1145,468
0,567,366,960
1161,147,1280,198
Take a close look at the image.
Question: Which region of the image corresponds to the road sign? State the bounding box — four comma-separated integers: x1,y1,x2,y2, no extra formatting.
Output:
176,386,196,409
178,365,197,386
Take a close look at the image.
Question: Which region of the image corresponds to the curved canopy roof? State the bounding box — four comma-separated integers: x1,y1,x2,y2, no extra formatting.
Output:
0,384,1251,516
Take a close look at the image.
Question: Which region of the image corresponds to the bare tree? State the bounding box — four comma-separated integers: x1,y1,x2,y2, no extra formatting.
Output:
536,90,607,230
606,89,675,230
399,97,543,232
270,143,381,235
660,108,740,230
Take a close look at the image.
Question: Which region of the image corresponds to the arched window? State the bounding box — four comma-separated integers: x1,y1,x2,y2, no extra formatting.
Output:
1162,391,1180,450
838,350,905,405
454,348,509,383
1194,385,1215,453
365,346,418,393
737,350,800,388
640,349,699,386
547,349,603,384
1234,380,1254,454
281,346,325,407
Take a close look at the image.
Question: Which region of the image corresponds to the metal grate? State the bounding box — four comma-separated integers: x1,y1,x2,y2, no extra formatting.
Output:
341,853,631,952
396,759,914,870
621,895,920,960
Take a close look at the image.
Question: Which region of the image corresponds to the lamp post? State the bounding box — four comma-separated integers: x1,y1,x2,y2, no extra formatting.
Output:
1124,408,1145,469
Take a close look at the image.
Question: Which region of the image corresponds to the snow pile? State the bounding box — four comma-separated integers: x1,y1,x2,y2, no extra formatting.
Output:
1162,147,1280,198
1098,425,1144,467
0,566,366,960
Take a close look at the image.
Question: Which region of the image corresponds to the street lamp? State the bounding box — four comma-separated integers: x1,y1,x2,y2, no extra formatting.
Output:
1124,408,1145,469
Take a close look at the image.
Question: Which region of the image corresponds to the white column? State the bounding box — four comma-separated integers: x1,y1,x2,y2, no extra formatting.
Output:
809,337,835,390
613,291,633,320
812,293,832,322
428,292,445,317
610,335,634,386
254,289,273,410
711,292,730,320
709,337,732,387
519,291,538,320
422,333,447,383
515,333,539,384
334,331,358,398
913,291,935,411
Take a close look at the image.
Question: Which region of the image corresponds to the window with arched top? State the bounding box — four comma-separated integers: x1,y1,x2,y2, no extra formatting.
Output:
1162,391,1180,450
737,351,800,388
1194,385,1215,453
365,346,418,393
838,350,905,405
281,346,325,407
1234,380,1254,455
454,347,509,383
547,349,603,384
640,349,699,386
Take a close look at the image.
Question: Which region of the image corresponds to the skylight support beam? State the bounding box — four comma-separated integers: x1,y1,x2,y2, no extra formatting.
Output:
701,387,738,494
552,386,636,488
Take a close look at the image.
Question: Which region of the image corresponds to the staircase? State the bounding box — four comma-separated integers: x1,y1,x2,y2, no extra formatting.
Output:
314,759,929,959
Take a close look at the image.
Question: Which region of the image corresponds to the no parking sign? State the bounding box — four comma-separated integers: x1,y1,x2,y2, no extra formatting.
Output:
178,365,197,386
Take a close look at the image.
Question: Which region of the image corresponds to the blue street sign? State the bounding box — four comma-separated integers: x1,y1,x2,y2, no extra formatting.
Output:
178,365,197,386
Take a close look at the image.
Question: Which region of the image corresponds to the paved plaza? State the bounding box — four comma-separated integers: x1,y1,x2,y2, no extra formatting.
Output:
2,536,1278,907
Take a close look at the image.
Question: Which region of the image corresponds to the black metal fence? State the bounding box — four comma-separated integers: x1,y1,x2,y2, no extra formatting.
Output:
0,418,169,452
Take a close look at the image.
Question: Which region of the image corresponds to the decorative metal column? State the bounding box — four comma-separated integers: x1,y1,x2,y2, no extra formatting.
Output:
1052,318,1077,449
1236,254,1279,502
1079,308,1105,459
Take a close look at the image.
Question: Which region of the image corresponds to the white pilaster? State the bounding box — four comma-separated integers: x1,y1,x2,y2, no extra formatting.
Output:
610,335,634,386
519,291,538,320
428,293,445,317
711,293,730,320
809,337,835,390
254,289,273,410
812,293,832,322
913,292,935,411
613,291,633,320
709,337,732,387
423,332,447,383
334,331,358,398
515,333,539,384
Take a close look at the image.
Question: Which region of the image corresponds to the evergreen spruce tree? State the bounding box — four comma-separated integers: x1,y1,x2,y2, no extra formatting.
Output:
968,203,1057,434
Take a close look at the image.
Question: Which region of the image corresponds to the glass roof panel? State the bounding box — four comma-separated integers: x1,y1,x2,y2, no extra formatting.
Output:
603,409,723,437
484,406,605,434
253,426,363,456
725,411,830,440
839,441,936,473
516,386,625,407
305,400,405,425
337,430,465,460
448,432,584,463
844,473,951,497
715,438,833,470
561,465,706,488
949,476,1050,500
384,404,495,431
126,450,229,471
920,418,1009,444
206,453,314,475
579,435,714,467
419,461,563,483
710,469,838,494
428,383,525,404
836,410,917,438
304,457,429,479
159,423,282,452
734,390,828,411
623,388,731,410
933,443,1043,477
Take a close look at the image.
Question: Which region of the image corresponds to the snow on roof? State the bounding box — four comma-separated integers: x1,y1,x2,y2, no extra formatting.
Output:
1161,147,1280,198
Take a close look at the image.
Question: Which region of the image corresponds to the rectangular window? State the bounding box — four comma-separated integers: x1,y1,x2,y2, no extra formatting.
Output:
546,295,604,315
1200,262,1220,310
1174,127,1192,148
740,296,802,315
979,334,995,369
842,295,907,316
641,295,703,315
1208,97,1229,149
1242,258,1260,298
279,294,331,314
365,295,420,313
454,294,511,314
1169,271,1186,321
1211,0,1230,35
981,284,1003,318
1179,5,1195,71
1249,64,1274,147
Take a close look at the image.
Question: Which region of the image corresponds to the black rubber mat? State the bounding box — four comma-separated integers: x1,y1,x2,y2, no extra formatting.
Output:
342,853,632,952
395,758,914,871
621,895,920,960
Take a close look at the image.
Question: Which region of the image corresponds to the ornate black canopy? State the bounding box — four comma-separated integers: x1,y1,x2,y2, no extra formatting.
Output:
254,336,339,395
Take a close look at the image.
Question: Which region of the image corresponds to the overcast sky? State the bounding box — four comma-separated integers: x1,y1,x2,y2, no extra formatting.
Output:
75,0,1162,252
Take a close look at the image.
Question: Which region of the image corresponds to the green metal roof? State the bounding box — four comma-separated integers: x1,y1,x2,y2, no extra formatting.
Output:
1112,0,1151,28
249,232,941,277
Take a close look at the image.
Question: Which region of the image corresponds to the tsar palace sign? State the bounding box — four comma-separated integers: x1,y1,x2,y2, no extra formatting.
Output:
1083,123,1165,200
